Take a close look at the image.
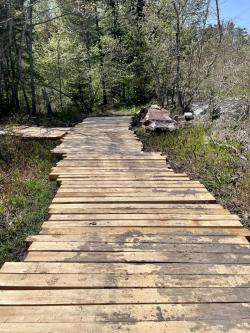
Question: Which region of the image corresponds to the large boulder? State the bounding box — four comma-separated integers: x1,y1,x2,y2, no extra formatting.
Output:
133,105,177,132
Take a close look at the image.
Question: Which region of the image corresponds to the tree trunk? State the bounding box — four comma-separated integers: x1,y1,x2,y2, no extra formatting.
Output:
28,0,36,115
57,37,63,112
42,87,53,115
94,4,108,107
136,0,145,21
172,1,183,112
21,84,31,114
108,0,119,38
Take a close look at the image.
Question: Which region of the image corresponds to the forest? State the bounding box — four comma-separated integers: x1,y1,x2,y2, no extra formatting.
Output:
1,0,250,118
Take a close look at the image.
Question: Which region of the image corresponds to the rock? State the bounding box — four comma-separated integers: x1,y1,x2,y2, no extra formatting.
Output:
211,106,221,120
192,98,250,118
133,104,177,132
132,105,170,127
137,104,177,132
184,112,194,121
145,120,177,132
150,105,161,110
141,109,172,124
191,102,209,115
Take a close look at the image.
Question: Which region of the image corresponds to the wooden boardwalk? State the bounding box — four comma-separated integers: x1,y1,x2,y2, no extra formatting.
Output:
1,116,250,332
0,126,70,139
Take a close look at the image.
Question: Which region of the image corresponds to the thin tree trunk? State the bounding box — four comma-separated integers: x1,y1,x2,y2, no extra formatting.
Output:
94,4,108,107
57,37,63,112
173,2,182,111
136,0,145,21
21,83,31,114
42,87,53,115
28,0,36,115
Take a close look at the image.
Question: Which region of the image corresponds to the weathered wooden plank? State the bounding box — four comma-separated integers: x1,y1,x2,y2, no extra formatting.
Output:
42,219,242,228
1,288,249,305
55,189,209,196
1,273,249,289
51,193,216,203
57,187,209,194
1,321,250,333
52,167,174,172
24,251,250,264
59,182,206,188
57,176,191,181
3,262,250,275
28,241,250,253
48,214,236,220
62,155,165,160
1,304,249,323
49,207,229,215
49,209,229,216
49,203,223,210
57,161,168,166
39,226,250,236
26,234,249,245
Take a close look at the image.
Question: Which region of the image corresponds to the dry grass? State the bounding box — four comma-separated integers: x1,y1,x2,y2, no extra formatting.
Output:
135,122,250,228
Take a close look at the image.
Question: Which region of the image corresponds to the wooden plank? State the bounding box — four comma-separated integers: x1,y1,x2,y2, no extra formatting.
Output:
1,288,250,305
62,155,165,160
59,182,206,188
51,193,216,203
39,226,250,236
49,203,223,210
1,321,250,333
48,207,229,215
48,208,228,215
57,161,168,166
57,176,191,181
52,167,174,172
55,172,187,177
1,304,249,323
28,242,250,253
55,188,209,195
0,274,249,289
26,234,249,245
3,262,250,275
49,209,229,215
24,251,250,264
48,214,236,220
42,219,243,228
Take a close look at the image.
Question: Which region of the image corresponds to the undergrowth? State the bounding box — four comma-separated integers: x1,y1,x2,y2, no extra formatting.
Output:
0,107,84,128
135,124,250,227
0,136,58,266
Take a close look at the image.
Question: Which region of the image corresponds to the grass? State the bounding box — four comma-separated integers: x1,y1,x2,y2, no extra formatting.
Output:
0,136,58,266
135,123,250,227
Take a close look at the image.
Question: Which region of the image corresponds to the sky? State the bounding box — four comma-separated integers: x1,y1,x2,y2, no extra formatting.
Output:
220,0,250,31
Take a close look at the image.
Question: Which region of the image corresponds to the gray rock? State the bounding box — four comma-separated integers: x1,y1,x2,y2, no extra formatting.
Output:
184,112,194,121
145,120,177,132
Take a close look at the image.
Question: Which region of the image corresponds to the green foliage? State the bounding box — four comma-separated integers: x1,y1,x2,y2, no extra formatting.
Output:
1,1,250,116
56,107,83,124
0,137,58,266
